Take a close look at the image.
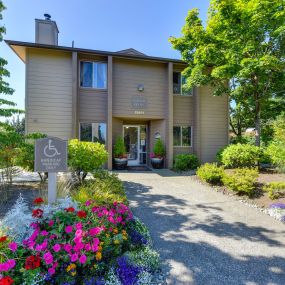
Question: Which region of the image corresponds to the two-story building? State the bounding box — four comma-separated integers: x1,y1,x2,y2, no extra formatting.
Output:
6,15,229,170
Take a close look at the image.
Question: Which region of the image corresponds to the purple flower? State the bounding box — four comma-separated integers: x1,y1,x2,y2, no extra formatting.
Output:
116,256,142,285
269,203,285,209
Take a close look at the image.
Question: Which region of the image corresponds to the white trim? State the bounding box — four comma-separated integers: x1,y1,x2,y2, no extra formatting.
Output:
79,60,108,90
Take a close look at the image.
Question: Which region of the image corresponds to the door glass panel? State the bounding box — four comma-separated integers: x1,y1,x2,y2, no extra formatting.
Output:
124,127,138,161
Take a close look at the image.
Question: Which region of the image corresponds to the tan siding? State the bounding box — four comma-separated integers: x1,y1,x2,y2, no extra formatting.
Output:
173,96,194,125
199,85,228,163
113,59,168,118
112,118,123,144
78,89,107,122
173,147,193,157
26,49,73,140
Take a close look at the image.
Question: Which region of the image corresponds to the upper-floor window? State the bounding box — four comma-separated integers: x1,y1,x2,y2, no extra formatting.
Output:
80,61,107,89
173,72,193,96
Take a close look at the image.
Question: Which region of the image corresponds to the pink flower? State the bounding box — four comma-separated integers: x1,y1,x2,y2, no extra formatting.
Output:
75,223,82,230
53,244,61,252
8,242,17,252
85,243,91,251
70,253,78,262
0,260,15,272
73,236,83,244
49,234,56,240
41,230,49,236
65,225,73,234
89,227,101,236
75,229,83,237
117,216,123,223
7,259,16,269
48,267,55,275
48,220,54,227
108,216,115,224
43,252,53,265
79,254,87,264
63,244,72,253
85,200,91,206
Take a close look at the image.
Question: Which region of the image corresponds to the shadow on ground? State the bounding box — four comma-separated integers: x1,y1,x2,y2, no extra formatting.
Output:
124,180,285,285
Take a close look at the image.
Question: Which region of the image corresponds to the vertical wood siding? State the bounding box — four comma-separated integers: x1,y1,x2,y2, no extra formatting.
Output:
26,49,73,140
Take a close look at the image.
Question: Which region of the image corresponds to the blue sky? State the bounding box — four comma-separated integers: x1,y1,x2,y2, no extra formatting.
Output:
1,0,209,110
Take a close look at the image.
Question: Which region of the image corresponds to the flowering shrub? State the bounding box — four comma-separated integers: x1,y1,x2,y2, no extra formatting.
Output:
0,197,160,284
266,203,285,223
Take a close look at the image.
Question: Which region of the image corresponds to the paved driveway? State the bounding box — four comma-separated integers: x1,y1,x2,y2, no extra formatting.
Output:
118,170,285,285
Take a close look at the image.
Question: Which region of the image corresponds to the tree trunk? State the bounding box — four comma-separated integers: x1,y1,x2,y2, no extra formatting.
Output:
255,98,261,147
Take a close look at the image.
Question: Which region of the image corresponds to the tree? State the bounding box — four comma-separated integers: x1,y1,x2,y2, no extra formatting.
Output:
0,1,22,118
170,0,285,146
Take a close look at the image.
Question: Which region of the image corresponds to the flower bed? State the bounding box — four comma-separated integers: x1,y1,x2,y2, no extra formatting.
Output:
0,196,160,284
266,203,285,223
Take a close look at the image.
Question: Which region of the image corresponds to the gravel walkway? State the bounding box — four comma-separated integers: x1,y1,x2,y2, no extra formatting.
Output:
118,170,285,285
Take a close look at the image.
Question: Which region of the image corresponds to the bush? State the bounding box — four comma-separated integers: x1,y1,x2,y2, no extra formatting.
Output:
222,168,259,196
72,170,127,205
174,154,199,171
68,139,108,183
197,163,225,185
113,136,126,158
153,138,165,157
220,144,262,168
264,182,285,200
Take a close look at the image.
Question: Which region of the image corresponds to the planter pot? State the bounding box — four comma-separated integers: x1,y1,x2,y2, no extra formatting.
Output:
151,157,164,169
114,158,128,170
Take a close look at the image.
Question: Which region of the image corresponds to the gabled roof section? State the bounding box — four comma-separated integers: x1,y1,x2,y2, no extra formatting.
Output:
117,48,146,56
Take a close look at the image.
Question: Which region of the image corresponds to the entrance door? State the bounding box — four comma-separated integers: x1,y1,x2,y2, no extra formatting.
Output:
123,125,147,166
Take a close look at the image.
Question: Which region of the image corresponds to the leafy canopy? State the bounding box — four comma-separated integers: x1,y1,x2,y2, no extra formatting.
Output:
170,0,285,145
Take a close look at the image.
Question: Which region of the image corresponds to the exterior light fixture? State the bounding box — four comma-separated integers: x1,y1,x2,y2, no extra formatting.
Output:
137,84,144,92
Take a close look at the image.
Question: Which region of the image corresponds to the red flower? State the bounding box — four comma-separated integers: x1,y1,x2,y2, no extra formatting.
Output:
25,255,41,270
33,197,44,205
32,209,43,218
77,210,87,219
0,276,14,285
65,207,75,213
0,236,7,243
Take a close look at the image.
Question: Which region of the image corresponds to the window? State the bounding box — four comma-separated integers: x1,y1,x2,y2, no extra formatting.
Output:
173,72,193,96
80,62,107,89
173,126,192,147
80,123,107,145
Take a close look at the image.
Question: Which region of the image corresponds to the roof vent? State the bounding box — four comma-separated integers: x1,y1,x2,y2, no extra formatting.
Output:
44,13,51,20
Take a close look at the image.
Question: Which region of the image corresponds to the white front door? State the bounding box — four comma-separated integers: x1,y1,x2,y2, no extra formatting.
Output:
123,125,147,166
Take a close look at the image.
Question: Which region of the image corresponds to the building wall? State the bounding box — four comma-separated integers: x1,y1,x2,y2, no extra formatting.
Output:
198,85,228,163
112,58,168,119
26,48,73,140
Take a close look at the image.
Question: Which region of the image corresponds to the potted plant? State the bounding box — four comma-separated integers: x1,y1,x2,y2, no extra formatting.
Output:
113,136,128,170
150,138,165,169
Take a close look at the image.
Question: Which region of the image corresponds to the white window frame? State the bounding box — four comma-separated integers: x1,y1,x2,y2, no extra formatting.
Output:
79,61,108,90
173,71,193,96
79,122,107,145
173,125,193,147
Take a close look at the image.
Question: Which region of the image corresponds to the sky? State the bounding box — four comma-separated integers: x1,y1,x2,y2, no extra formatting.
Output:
0,0,209,111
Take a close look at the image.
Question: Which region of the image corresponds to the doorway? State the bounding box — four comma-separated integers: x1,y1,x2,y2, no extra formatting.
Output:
123,125,147,166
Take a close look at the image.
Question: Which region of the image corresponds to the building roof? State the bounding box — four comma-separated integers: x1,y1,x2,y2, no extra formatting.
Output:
5,40,186,65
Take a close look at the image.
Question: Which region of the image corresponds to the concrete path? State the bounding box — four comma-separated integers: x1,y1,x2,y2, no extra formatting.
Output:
118,170,285,285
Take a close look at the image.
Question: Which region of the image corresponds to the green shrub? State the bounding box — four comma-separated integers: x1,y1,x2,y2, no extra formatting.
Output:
197,163,225,185
267,143,285,172
72,170,127,205
221,144,262,168
263,182,285,200
222,168,259,196
153,138,165,157
174,154,199,171
113,136,126,158
68,139,108,183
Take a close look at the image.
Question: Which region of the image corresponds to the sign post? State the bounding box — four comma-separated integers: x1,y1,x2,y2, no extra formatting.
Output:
35,137,68,204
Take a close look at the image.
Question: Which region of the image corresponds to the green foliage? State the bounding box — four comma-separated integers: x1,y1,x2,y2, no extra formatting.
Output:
267,114,285,172
170,0,285,146
68,139,108,183
222,168,259,196
263,182,285,200
174,154,199,171
153,138,165,157
0,2,23,118
72,170,127,205
197,163,225,185
6,115,25,135
113,136,126,158
221,144,262,168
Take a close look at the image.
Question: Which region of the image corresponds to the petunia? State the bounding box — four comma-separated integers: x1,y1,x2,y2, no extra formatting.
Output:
70,253,78,262
53,244,61,252
8,242,17,252
63,244,72,253
41,230,49,236
65,225,73,234
43,252,53,265
79,254,87,264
